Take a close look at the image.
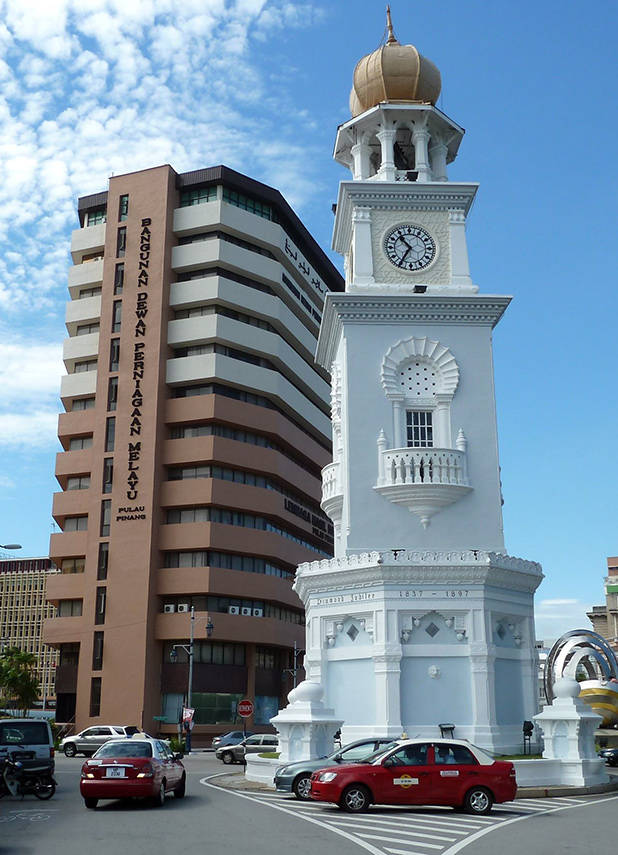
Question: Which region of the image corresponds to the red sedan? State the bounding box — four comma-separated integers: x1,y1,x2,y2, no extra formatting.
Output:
80,738,186,809
310,739,516,815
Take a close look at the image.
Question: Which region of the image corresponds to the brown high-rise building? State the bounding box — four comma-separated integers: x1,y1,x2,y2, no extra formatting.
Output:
44,165,343,741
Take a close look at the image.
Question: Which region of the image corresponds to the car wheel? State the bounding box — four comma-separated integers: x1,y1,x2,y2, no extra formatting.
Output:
293,774,312,801
464,786,493,815
63,743,77,758
339,784,371,813
152,781,166,807
84,798,98,809
222,752,235,765
174,774,186,799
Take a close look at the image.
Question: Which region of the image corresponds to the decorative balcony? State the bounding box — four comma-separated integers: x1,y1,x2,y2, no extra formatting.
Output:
374,431,471,528
321,461,343,525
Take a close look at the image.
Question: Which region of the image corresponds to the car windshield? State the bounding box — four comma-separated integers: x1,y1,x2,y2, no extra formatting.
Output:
0,722,48,745
95,742,153,758
363,741,400,763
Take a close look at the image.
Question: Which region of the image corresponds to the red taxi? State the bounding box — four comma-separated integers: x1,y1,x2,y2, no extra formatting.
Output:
310,739,516,815
80,738,186,809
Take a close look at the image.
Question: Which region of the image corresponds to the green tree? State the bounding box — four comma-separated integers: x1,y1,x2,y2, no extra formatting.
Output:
0,647,40,715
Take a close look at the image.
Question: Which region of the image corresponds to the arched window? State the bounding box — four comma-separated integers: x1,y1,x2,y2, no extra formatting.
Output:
380,336,459,449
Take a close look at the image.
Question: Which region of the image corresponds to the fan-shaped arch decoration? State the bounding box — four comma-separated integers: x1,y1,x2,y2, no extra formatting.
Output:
381,336,459,400
544,629,618,724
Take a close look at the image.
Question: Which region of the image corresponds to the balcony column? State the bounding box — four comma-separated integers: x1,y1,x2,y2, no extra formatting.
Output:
434,395,452,447
351,140,371,180
449,209,473,288
429,139,449,182
392,400,404,448
377,430,387,486
376,128,397,182
411,123,432,182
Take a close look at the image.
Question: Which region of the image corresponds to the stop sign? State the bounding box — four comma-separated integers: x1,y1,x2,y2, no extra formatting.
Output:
237,699,254,718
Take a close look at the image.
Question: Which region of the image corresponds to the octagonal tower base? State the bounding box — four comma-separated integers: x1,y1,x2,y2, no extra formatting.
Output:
294,549,543,755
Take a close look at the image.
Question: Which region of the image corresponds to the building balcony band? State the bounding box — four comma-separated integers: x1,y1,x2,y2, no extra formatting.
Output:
63,332,100,370
154,611,303,647
67,259,104,298
374,438,472,529
156,566,300,609
50,530,89,560
65,295,102,331
55,447,93,480
42,615,86,646
46,573,86,606
70,223,106,264
60,370,97,403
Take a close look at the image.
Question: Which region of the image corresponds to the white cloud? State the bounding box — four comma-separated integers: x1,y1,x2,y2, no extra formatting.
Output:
0,0,326,318
534,598,593,643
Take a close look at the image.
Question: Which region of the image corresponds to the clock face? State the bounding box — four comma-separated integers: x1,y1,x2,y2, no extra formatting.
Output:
384,225,436,271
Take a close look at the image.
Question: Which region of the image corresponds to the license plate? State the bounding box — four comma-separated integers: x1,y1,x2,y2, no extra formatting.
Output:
105,767,126,778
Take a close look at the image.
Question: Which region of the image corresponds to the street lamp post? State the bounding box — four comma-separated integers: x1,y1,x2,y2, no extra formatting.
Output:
170,609,214,754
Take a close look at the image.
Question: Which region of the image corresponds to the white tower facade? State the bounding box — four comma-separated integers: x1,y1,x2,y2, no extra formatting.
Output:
294,15,543,753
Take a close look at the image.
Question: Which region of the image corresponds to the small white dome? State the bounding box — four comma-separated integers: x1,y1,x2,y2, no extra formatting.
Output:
554,677,581,699
293,681,324,703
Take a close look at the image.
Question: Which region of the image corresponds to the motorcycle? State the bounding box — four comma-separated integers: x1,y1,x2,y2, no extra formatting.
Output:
0,750,57,800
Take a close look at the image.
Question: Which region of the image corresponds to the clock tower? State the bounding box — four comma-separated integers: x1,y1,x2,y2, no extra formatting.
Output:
293,10,543,752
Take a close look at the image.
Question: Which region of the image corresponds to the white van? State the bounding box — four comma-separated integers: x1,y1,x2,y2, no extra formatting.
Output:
0,719,55,770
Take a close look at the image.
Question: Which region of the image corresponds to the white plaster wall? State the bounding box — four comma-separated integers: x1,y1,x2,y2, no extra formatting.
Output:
400,656,472,727
340,320,504,552
371,210,451,286
326,659,376,725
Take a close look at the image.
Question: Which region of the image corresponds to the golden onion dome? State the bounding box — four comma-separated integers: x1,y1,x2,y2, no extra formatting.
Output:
350,7,441,117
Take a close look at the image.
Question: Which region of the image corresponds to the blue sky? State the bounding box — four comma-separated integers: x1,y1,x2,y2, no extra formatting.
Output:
0,0,616,640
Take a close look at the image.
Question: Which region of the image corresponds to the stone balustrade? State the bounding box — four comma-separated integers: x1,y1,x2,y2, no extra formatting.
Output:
377,447,469,488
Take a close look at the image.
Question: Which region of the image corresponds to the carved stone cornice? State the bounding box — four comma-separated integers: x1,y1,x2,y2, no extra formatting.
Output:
294,549,543,600
316,294,511,369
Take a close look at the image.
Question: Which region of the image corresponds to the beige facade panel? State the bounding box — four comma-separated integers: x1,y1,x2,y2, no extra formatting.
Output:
65,295,102,331
70,223,106,264
67,259,104,297
51,488,91,524
59,371,97,403
55,447,93,480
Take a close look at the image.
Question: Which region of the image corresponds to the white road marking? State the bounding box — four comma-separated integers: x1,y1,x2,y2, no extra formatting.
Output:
329,818,457,842
441,793,618,855
329,815,470,836
356,833,444,850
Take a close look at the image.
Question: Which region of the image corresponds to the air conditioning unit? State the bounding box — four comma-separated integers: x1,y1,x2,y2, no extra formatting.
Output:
253,608,263,617
228,606,240,615
163,604,176,614
177,604,190,613
241,607,252,616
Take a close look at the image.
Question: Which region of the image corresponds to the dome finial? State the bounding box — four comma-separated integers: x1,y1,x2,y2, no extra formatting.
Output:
386,5,399,45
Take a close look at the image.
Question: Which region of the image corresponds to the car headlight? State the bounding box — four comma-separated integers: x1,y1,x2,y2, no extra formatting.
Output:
276,766,291,776
317,772,337,783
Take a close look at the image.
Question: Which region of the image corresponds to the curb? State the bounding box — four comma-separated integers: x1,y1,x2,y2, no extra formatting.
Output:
209,771,618,800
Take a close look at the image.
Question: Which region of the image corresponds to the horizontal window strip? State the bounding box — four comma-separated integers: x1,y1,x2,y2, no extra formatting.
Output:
163,506,330,555
163,549,293,579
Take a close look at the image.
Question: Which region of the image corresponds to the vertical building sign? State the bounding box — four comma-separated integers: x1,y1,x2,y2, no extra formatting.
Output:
117,217,151,523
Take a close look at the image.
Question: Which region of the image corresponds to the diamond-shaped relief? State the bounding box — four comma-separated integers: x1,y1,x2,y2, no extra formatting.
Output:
496,624,506,640
347,624,359,641
425,622,439,638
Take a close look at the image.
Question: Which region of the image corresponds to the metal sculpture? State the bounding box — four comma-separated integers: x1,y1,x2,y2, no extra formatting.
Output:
544,629,618,726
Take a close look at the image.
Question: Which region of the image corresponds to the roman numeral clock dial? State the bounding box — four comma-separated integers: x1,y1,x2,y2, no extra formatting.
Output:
384,224,436,272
